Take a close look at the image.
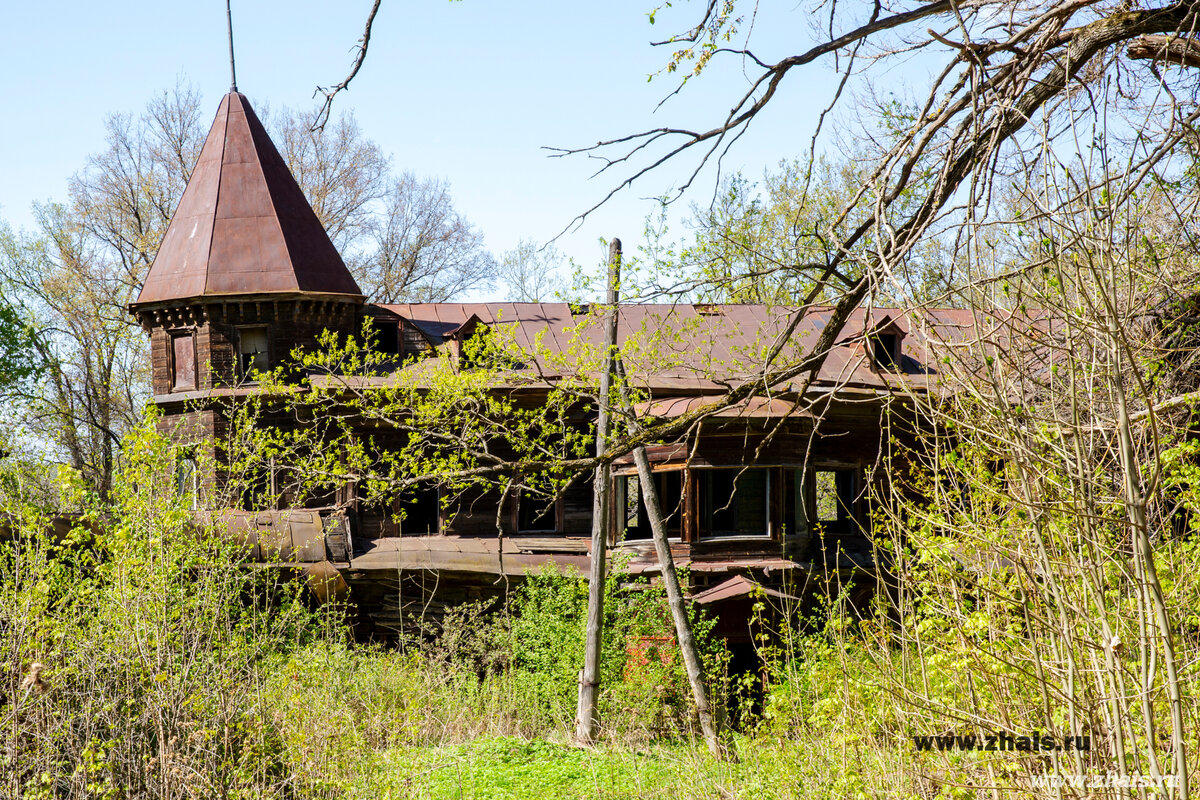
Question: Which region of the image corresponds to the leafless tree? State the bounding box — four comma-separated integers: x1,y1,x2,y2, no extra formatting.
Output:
497,238,567,302
269,107,389,251
359,172,497,303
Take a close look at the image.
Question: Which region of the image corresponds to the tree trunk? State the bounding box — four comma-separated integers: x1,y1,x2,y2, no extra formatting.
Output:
629,444,729,759
612,358,730,759
575,238,621,744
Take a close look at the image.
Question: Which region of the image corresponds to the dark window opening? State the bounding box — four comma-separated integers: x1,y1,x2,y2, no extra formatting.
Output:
698,468,770,538
615,472,683,540
375,321,400,354
238,327,269,379
872,333,899,370
812,469,859,534
397,486,439,535
171,332,196,391
782,469,807,537
517,491,558,533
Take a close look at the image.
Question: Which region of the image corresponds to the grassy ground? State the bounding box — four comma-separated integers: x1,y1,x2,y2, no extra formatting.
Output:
334,735,905,800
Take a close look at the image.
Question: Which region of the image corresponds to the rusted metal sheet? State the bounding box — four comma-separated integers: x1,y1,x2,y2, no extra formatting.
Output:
690,574,799,605
0,514,101,544
203,508,351,564
348,535,591,576
134,92,363,307
302,560,350,604
373,302,1015,395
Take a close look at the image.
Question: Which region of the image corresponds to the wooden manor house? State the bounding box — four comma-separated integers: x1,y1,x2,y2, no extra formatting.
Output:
128,91,975,639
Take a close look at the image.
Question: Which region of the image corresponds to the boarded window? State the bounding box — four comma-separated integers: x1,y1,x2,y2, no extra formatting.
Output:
238,327,269,378
171,333,196,391
698,468,770,538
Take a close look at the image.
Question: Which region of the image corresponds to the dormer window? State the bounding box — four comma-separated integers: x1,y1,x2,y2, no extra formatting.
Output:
873,332,899,370
446,315,491,369
374,320,400,355
868,318,905,372
238,326,270,379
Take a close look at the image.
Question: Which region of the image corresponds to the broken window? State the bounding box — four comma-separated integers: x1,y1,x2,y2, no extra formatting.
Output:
171,332,196,391
871,331,901,371
614,471,683,541
697,468,770,538
516,491,558,533
811,468,859,534
237,327,269,379
397,486,439,535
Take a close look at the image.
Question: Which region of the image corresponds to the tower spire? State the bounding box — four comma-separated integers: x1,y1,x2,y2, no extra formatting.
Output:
226,0,238,92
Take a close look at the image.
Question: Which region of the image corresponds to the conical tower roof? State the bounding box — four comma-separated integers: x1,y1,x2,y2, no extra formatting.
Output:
133,92,362,307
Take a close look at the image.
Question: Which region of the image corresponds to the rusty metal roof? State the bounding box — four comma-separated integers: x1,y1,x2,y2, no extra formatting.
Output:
690,574,799,604
375,302,1026,393
133,92,362,307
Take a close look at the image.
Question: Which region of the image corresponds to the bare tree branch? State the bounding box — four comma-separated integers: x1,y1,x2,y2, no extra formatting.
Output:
1127,33,1200,68
312,0,384,132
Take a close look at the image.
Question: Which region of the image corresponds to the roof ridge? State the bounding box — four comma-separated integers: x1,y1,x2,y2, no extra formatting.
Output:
237,92,300,293
202,94,232,296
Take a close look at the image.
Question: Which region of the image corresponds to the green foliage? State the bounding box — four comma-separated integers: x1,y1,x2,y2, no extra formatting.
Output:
0,224,45,394
0,416,322,796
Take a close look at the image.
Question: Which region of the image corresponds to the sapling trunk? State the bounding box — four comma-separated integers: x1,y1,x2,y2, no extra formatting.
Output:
612,359,729,759
629,444,728,759
575,238,621,744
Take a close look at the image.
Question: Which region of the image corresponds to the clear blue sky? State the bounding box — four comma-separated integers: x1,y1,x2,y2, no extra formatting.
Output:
0,0,844,288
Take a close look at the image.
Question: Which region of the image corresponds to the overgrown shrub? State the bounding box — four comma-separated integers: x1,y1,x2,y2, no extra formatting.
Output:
1,422,324,799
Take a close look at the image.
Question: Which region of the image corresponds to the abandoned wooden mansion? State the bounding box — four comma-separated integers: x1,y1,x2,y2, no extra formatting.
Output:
129,92,972,639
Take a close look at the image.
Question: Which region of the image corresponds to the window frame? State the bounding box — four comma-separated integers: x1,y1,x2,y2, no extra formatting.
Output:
612,470,686,544
169,329,198,392
694,466,774,541
807,466,863,536
174,446,200,510
513,489,562,534
236,325,270,382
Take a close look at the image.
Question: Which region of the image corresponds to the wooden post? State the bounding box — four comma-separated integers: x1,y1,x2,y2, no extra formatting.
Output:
616,362,729,760
575,238,621,744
